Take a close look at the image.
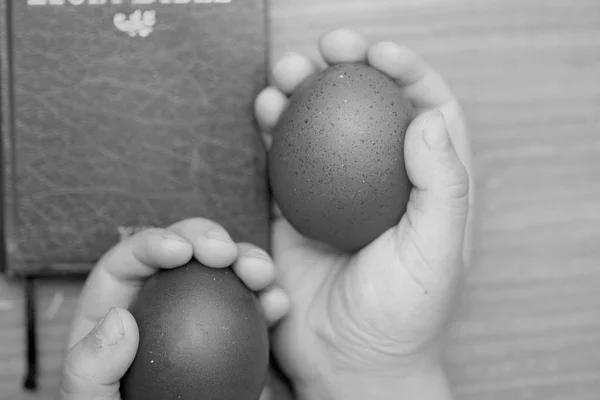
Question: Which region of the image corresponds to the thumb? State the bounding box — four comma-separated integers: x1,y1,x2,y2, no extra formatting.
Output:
59,307,139,400
400,110,470,274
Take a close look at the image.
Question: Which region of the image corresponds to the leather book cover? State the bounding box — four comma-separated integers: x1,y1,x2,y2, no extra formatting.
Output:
0,0,270,277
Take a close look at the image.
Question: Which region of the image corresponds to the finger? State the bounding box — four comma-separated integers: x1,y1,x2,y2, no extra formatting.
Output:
400,110,470,272
367,40,474,266
271,52,318,95
270,202,283,220
167,217,239,268
101,228,193,280
232,243,291,325
259,287,291,327
232,243,275,291
367,41,454,109
366,40,473,264
255,86,288,146
259,386,273,400
440,102,475,268
318,28,369,65
68,228,193,347
60,308,138,400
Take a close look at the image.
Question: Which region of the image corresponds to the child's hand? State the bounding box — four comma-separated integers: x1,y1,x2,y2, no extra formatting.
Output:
255,29,473,399
58,218,289,400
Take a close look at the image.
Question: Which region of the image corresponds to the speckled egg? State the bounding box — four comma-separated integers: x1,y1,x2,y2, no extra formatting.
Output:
268,62,414,252
120,261,269,400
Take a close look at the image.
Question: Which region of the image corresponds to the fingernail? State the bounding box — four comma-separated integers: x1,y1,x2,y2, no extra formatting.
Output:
249,249,271,262
205,228,234,244
422,111,450,151
160,230,189,244
95,308,124,347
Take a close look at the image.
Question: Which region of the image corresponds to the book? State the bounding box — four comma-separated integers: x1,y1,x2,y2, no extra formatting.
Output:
0,0,270,277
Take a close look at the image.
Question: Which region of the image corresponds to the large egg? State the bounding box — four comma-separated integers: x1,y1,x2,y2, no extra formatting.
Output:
268,62,414,252
120,260,269,400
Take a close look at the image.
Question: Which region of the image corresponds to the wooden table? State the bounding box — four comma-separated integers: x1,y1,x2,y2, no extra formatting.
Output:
2,0,600,399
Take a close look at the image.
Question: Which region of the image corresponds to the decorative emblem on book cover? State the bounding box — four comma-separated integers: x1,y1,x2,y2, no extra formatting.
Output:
114,9,156,37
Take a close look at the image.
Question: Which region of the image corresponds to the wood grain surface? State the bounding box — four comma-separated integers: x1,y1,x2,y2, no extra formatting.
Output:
2,0,600,399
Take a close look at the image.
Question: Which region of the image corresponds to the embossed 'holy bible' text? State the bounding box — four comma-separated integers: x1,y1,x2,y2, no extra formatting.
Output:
27,0,231,6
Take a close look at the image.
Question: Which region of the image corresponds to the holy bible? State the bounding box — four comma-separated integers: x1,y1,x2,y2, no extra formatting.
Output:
0,0,270,276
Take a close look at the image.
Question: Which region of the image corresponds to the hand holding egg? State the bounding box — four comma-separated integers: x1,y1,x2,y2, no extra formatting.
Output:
256,28,473,399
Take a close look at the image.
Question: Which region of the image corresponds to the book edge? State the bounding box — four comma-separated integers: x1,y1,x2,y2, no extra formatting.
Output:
0,0,18,277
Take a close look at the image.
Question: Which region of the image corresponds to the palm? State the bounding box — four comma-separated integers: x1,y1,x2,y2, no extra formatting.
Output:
268,218,348,382
256,30,473,388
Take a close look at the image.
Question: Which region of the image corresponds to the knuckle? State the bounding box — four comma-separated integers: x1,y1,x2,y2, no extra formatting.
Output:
61,348,119,399
400,206,462,277
61,352,93,393
399,213,437,283
439,162,470,211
